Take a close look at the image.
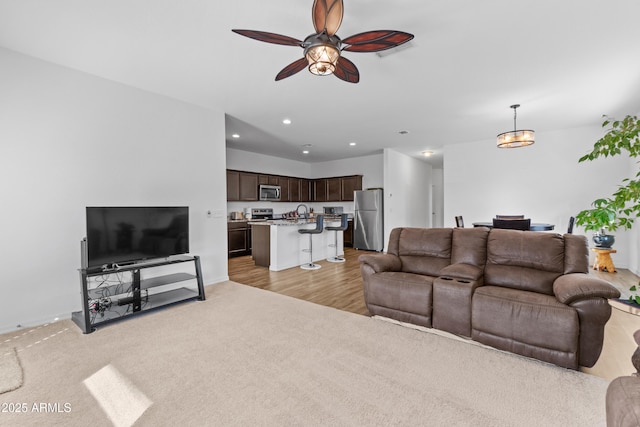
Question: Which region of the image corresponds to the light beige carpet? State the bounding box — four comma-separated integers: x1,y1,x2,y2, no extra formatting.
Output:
0,347,23,394
0,281,608,426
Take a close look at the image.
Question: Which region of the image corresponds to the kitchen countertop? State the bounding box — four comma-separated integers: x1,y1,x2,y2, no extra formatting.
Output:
249,219,322,226
250,217,354,226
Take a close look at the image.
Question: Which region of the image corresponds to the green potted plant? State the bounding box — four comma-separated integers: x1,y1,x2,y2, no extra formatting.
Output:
575,114,640,248
629,283,640,305
575,198,617,247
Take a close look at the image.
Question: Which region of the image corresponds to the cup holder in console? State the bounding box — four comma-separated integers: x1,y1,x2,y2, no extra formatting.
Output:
437,276,473,285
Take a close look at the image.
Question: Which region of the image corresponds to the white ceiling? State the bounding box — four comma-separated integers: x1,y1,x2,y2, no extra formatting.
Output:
1,0,640,167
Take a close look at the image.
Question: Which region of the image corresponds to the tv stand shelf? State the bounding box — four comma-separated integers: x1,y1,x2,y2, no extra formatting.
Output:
72,255,205,334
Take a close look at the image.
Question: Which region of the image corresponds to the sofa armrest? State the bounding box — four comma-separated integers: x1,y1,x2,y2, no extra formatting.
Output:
358,253,401,273
553,273,621,304
606,330,640,426
439,263,483,281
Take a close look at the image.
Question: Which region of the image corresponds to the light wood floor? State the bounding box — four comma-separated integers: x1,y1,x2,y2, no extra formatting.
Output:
229,247,640,380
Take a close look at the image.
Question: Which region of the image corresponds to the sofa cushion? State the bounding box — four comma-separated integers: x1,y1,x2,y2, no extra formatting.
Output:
563,233,590,274
607,376,640,427
365,271,434,318
395,228,452,277
472,286,579,369
485,229,564,294
451,227,489,267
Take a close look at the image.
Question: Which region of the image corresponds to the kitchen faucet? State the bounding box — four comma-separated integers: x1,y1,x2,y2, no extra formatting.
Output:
296,204,308,219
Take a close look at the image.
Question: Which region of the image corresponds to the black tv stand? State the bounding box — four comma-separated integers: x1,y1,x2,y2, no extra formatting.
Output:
72,255,205,333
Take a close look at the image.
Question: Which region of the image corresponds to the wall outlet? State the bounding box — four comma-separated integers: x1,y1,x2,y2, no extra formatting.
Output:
207,209,224,219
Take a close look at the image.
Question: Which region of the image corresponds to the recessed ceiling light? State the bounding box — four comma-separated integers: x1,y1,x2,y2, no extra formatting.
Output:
422,150,434,157
232,134,240,139
303,150,310,154
283,118,292,125
349,142,357,146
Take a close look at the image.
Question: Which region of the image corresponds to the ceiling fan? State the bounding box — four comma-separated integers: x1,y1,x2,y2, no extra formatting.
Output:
232,0,414,83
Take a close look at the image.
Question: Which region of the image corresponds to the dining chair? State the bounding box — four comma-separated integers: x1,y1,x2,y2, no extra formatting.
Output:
455,216,464,228
495,215,525,220
567,216,575,234
492,218,531,231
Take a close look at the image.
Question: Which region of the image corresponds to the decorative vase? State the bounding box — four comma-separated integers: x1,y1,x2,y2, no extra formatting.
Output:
593,234,615,248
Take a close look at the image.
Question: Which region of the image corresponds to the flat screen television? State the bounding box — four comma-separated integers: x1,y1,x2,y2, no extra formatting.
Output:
86,206,189,270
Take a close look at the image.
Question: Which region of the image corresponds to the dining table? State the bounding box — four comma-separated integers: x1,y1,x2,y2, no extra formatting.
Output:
472,222,555,231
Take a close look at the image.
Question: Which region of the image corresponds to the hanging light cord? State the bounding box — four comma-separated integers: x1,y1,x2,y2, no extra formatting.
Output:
511,104,519,131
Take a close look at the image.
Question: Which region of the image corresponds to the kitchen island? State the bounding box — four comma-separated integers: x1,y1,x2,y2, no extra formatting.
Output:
250,218,344,271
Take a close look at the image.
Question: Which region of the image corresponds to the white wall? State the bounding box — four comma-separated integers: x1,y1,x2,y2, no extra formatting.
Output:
0,48,228,333
444,125,631,267
309,154,383,189
432,168,444,227
629,154,640,275
383,149,433,246
226,148,311,177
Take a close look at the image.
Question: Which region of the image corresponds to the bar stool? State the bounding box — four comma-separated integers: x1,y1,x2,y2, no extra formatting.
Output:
326,214,348,263
298,215,324,270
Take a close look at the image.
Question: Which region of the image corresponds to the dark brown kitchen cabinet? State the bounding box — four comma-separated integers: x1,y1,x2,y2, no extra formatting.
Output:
299,179,311,202
228,221,251,257
239,172,259,201
327,178,341,201
226,170,361,202
227,170,240,201
279,177,290,202
344,219,354,247
341,175,363,201
289,177,300,201
313,179,327,202
251,224,270,267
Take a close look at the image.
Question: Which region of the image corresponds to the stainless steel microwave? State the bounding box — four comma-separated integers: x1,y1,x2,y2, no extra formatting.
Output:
259,185,281,201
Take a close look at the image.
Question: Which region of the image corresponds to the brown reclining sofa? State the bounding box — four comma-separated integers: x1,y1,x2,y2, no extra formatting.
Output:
359,227,620,370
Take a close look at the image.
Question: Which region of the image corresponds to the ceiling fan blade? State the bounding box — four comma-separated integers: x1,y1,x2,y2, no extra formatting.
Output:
232,29,303,47
334,56,359,84
312,0,344,36
342,30,414,52
275,58,309,81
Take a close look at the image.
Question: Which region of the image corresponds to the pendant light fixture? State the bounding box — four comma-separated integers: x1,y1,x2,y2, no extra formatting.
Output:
496,104,535,148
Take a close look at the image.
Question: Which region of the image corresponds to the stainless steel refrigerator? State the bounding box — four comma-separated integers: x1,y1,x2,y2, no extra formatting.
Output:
354,189,384,251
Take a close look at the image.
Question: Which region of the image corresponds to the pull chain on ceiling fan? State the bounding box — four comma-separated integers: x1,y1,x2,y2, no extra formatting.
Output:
232,0,414,83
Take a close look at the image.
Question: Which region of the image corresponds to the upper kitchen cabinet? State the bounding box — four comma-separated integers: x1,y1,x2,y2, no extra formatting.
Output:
239,172,259,201
313,175,362,201
226,170,361,202
299,179,311,202
227,170,240,201
327,178,341,201
279,177,290,202
313,179,327,202
341,175,363,201
289,177,300,201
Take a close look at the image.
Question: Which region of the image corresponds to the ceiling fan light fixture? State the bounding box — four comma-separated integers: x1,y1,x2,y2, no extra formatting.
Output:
497,104,535,148
305,43,340,76
232,0,414,83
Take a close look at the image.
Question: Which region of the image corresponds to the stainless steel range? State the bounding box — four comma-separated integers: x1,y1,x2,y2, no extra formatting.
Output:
251,208,274,220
